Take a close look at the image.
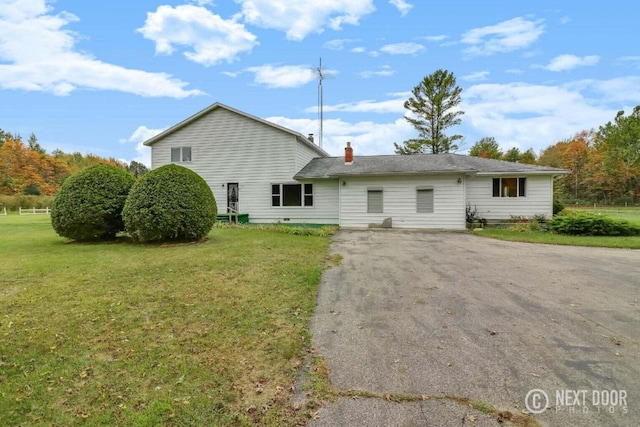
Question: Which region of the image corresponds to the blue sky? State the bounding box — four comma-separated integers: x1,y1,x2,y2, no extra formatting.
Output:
1,0,639,166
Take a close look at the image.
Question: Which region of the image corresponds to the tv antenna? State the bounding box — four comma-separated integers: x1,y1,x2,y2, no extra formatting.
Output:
315,57,325,149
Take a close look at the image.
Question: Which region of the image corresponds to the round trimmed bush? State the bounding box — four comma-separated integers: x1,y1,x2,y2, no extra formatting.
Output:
123,164,217,242
51,164,136,241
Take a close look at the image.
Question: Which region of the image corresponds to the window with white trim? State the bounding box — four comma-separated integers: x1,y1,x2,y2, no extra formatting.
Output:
367,188,383,213
171,146,192,163
271,183,313,207
416,188,434,213
492,177,526,197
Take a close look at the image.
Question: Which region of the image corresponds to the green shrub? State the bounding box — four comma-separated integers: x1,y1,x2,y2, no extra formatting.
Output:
549,212,640,236
123,164,217,242
23,183,42,196
51,164,135,241
553,199,565,215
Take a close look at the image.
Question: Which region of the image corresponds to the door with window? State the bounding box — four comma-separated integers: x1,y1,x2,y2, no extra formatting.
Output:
227,183,238,213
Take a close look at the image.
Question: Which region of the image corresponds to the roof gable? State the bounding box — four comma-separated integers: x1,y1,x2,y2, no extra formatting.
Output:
143,102,329,157
295,153,568,179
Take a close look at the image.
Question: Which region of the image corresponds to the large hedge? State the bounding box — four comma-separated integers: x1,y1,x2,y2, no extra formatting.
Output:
51,164,136,241
550,212,640,236
123,164,217,242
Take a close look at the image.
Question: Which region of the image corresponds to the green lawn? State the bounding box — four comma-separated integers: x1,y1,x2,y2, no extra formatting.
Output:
568,206,640,226
0,215,331,426
473,227,640,249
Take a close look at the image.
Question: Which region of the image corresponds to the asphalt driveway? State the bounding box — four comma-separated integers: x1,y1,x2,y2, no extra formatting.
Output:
308,230,640,427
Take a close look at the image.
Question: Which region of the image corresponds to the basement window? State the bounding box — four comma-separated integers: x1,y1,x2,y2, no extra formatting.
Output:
271,183,313,207
492,177,526,197
171,146,192,163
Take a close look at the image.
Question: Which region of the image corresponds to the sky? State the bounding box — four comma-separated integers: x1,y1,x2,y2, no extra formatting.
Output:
1,0,639,167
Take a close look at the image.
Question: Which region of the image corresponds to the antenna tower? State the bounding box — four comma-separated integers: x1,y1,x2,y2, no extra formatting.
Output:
316,57,324,149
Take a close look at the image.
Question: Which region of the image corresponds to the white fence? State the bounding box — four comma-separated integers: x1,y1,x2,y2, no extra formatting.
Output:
19,207,51,215
0,207,6,216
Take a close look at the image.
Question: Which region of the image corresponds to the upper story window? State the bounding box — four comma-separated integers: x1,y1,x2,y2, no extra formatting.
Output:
171,147,192,163
271,183,313,207
492,177,526,197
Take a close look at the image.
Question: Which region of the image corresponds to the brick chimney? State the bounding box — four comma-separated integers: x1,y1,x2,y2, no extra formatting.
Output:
308,133,314,143
345,141,353,165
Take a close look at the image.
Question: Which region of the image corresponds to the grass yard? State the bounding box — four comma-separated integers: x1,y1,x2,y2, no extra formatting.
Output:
473,227,640,249
0,215,331,426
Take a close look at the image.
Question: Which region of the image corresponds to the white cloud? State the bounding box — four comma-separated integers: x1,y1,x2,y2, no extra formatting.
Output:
379,42,424,55
505,68,523,74
323,38,359,50
306,94,408,114
389,0,413,16
542,54,600,72
351,46,366,53
359,65,395,78
221,71,240,77
0,0,203,97
121,126,165,167
462,78,640,152
462,71,490,81
461,17,544,57
267,116,414,155
421,35,447,42
289,76,640,156
245,64,322,88
236,0,376,41
137,4,258,66
560,16,571,24
618,56,640,69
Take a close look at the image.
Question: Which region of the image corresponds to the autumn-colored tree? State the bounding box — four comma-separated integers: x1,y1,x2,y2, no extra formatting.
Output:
539,131,593,202
588,106,640,203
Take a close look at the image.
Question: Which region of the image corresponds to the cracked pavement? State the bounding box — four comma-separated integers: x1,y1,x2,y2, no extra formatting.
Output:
308,230,640,426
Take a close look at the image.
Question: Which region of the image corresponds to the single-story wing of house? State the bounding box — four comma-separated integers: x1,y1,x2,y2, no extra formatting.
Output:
144,102,567,229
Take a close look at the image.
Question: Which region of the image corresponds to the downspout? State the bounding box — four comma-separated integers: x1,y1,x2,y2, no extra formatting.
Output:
338,176,342,227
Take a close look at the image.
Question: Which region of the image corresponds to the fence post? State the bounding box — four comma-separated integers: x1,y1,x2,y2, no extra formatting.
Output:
19,207,22,215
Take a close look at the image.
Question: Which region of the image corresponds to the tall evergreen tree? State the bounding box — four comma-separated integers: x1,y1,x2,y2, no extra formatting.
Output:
394,69,464,154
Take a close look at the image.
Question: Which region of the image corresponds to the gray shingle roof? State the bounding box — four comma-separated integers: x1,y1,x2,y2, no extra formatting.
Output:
294,153,567,179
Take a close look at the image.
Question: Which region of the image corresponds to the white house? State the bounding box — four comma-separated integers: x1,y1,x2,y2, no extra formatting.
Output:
144,103,567,229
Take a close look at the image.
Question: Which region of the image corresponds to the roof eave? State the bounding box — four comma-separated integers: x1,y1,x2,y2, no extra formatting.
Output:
296,169,476,179
475,170,569,176
142,102,328,157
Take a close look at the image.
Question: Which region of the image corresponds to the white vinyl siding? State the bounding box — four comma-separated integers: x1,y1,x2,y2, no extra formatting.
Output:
466,175,553,219
367,189,383,213
416,188,434,213
150,107,337,224
339,175,465,229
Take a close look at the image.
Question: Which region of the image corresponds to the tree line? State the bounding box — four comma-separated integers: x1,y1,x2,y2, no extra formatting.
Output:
0,130,148,196
394,69,640,205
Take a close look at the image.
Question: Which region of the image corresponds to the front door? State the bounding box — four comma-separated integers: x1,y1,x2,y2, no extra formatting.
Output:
227,183,238,213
